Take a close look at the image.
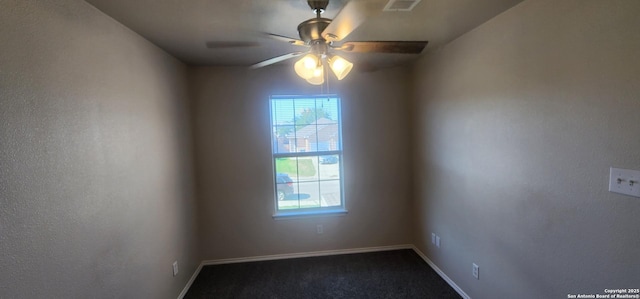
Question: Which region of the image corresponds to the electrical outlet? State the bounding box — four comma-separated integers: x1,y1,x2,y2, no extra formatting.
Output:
431,233,436,244
435,235,440,248
472,263,479,280
172,261,179,276
317,224,323,234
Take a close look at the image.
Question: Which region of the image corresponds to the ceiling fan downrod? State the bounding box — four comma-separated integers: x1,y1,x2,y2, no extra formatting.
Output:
307,0,329,17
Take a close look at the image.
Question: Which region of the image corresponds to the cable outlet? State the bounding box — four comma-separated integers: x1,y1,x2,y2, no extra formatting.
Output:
435,235,441,248
172,261,179,276
472,263,479,280
431,233,436,244
317,224,323,234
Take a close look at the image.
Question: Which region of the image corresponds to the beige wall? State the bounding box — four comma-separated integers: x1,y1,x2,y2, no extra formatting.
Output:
190,65,414,259
411,0,640,298
0,0,198,298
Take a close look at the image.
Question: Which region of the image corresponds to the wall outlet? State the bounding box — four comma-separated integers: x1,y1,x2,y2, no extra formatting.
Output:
316,224,323,234
435,235,441,248
172,261,179,276
431,233,436,244
472,263,479,280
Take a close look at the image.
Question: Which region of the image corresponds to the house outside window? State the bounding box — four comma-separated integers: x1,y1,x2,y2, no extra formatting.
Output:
270,95,345,216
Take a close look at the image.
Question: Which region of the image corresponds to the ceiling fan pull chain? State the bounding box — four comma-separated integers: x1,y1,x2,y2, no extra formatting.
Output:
326,61,330,94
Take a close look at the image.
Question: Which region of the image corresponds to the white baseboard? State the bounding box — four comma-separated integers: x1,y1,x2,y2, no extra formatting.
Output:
411,245,471,299
177,262,203,299
201,244,414,265
177,244,469,299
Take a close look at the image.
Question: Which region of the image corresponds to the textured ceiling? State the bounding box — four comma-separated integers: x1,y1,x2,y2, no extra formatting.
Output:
85,0,524,68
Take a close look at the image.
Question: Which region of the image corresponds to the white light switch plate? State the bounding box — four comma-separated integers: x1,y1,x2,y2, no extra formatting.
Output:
609,167,640,198
473,263,479,280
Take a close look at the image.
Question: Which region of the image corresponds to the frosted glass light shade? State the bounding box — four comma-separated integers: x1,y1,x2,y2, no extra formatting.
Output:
328,55,353,80
294,54,319,79
306,64,324,85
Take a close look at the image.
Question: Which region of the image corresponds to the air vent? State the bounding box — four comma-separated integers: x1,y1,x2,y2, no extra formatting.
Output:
383,0,421,12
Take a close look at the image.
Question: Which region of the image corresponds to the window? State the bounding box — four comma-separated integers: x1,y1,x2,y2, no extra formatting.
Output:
270,95,345,216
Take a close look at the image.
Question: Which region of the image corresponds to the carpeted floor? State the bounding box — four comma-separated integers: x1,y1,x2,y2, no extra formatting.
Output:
184,249,462,299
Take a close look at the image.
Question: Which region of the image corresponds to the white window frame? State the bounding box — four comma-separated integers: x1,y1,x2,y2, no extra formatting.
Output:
270,95,347,218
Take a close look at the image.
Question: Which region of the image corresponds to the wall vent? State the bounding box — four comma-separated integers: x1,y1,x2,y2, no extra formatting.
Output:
383,0,421,12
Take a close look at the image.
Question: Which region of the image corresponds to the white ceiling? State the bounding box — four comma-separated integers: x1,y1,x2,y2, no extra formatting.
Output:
85,0,524,68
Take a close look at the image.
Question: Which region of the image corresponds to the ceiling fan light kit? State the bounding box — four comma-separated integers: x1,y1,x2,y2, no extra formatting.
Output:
327,54,353,80
294,53,326,85
306,65,325,85
251,0,428,85
294,54,320,79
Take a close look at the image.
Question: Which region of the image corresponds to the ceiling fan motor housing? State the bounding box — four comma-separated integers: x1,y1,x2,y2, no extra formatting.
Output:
297,18,331,43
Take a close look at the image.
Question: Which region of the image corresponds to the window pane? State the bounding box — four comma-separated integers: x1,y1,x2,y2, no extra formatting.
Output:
292,126,318,152
315,97,339,122
273,125,295,153
318,155,340,180
276,182,296,202
275,157,320,181
275,158,299,182
295,157,317,182
277,187,300,210
318,123,339,151
293,99,316,127
296,181,320,209
272,99,295,126
320,180,341,207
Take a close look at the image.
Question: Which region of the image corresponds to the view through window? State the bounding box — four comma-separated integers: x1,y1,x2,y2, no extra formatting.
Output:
270,95,344,214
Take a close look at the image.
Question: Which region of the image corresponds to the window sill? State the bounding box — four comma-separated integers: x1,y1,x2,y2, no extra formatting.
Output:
273,209,348,220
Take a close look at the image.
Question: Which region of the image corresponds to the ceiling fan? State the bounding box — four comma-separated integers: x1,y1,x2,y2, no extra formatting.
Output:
249,0,428,85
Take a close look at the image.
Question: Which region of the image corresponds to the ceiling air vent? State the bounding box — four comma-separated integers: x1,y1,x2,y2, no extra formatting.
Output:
383,0,421,12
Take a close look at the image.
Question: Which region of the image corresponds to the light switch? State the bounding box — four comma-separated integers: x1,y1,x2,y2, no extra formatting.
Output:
609,167,640,198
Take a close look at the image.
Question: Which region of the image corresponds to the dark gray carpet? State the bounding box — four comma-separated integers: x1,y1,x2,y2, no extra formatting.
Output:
184,249,462,299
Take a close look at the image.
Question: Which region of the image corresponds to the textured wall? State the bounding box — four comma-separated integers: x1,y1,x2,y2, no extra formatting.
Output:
411,0,640,298
190,66,413,259
0,0,198,298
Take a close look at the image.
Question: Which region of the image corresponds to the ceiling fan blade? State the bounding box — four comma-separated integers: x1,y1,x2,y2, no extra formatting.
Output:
205,41,261,49
262,33,307,47
250,52,306,69
334,41,428,53
321,0,383,42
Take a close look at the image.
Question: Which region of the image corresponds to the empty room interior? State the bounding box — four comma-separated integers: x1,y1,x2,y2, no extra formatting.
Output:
2,0,639,298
